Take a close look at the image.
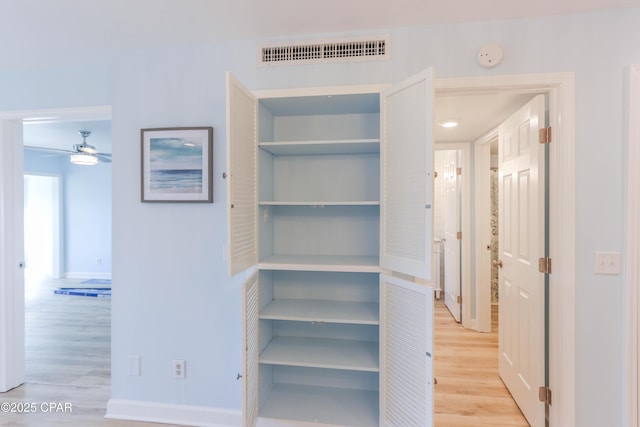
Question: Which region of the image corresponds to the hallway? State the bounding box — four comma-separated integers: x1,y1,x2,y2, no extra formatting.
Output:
434,299,530,426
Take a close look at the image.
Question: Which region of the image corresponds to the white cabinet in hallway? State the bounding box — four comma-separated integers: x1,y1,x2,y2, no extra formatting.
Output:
226,69,436,427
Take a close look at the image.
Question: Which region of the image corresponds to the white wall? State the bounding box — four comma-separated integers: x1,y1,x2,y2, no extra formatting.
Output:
63,159,112,278
2,8,639,426
24,148,112,279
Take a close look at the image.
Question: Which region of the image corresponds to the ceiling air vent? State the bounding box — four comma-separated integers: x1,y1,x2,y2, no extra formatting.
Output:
259,36,389,66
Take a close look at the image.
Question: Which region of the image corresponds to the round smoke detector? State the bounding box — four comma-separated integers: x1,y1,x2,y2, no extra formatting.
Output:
477,43,504,68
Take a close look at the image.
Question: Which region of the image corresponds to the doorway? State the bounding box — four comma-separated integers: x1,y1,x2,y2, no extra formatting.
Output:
21,117,113,398
433,73,574,426
434,147,468,324
0,105,112,395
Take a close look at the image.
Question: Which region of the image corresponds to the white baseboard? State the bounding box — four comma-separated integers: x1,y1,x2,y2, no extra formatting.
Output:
106,399,241,427
64,272,112,280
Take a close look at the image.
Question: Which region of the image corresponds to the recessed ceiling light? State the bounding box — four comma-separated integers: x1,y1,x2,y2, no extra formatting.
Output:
439,120,459,128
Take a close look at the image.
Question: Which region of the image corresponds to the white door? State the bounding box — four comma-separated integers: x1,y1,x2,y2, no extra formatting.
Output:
442,150,461,322
242,271,259,427
380,68,434,281
498,94,546,427
380,274,434,427
0,120,25,392
226,72,258,277
380,68,434,426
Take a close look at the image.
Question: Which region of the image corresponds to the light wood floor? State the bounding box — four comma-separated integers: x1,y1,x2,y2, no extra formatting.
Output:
1,273,180,427
434,298,530,427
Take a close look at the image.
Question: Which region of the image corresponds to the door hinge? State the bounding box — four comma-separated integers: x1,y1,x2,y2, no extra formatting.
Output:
539,127,552,144
539,386,552,405
538,257,552,274
456,167,462,176
456,231,462,240
456,295,462,304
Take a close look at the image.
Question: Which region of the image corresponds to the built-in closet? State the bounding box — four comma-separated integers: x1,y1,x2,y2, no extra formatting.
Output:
226,68,436,427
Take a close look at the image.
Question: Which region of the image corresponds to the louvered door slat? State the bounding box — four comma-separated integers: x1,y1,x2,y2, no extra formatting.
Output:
380,68,434,280
381,274,433,427
243,272,259,427
227,73,258,276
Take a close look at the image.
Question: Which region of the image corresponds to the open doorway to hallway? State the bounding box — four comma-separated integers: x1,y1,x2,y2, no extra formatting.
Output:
433,90,546,426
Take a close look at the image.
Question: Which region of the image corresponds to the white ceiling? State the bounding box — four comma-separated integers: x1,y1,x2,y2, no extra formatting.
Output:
9,0,635,150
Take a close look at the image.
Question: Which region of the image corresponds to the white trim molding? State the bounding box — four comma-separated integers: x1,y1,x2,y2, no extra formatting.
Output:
627,63,640,427
0,105,111,121
474,128,499,333
106,399,241,427
436,72,576,427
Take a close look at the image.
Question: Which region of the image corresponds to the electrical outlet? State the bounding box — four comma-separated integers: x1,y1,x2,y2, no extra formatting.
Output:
173,359,186,379
594,251,621,275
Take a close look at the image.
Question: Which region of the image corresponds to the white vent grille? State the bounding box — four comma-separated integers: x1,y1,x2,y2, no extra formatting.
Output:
260,36,389,65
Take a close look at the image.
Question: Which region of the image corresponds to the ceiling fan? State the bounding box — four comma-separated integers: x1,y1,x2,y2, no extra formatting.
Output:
27,129,112,165
68,130,111,165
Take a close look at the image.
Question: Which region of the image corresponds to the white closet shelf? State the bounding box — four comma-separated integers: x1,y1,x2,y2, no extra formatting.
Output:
260,336,379,372
258,139,380,155
260,299,379,325
258,383,378,427
259,201,380,206
259,255,379,272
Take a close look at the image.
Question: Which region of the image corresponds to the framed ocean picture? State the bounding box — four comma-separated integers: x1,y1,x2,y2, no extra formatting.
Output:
141,127,213,202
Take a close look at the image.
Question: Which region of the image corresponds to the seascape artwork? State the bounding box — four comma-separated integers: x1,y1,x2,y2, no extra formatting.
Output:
149,136,204,193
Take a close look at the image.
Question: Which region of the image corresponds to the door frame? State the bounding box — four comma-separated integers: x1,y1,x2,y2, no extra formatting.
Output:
435,72,575,427
434,143,471,328
627,63,640,427
0,105,111,392
474,129,499,333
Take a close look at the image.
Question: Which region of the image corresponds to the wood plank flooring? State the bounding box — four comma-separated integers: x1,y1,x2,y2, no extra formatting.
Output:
1,273,180,427
434,299,530,427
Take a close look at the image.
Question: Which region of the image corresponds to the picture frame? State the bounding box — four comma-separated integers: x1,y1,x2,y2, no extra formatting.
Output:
141,127,213,203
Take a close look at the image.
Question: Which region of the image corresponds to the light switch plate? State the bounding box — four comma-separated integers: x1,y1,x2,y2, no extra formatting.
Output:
594,251,621,275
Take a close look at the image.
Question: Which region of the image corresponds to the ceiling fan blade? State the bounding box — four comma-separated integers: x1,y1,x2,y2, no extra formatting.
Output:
25,146,74,155
96,153,112,163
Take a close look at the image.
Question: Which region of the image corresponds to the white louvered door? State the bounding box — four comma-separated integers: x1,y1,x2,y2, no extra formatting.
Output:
380,68,435,426
242,272,259,427
380,68,434,280
226,72,258,277
380,274,433,427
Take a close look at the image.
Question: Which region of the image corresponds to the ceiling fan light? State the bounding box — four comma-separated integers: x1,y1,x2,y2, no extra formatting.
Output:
70,153,98,166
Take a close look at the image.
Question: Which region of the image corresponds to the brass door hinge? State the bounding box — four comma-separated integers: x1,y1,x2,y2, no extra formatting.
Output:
456,295,462,304
539,127,552,144
456,231,462,240
456,167,462,176
539,386,552,405
539,257,552,274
